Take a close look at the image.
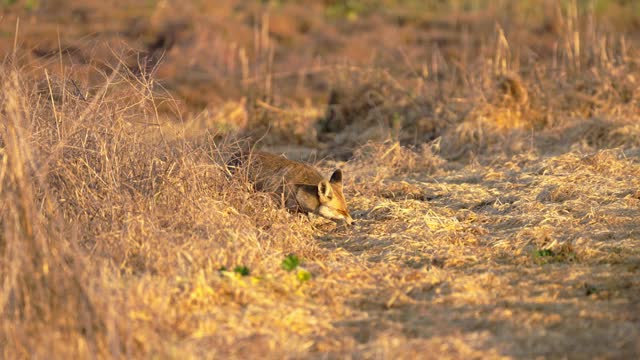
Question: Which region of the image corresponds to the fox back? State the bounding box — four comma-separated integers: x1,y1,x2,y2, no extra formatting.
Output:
238,151,353,225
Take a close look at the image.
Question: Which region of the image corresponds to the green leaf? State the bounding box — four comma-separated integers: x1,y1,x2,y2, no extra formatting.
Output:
535,249,555,258
584,283,598,296
296,269,312,283
281,254,300,272
233,266,250,276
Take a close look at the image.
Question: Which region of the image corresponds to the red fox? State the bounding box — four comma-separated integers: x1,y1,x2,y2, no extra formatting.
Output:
234,151,353,225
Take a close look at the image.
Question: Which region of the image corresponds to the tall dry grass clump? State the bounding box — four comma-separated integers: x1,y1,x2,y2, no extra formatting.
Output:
0,68,109,357
0,63,204,357
0,63,334,358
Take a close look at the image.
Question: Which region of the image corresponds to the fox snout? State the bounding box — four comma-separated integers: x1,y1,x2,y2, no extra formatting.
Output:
317,204,353,226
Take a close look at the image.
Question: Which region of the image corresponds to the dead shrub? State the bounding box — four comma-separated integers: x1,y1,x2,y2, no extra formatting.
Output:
317,68,443,151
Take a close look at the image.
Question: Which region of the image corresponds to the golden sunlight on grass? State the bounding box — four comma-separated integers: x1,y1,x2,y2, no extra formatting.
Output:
1,0,639,358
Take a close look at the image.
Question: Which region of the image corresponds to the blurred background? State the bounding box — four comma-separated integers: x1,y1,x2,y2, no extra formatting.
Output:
3,0,640,157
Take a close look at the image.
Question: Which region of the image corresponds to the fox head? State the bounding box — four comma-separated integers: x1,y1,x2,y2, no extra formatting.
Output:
297,169,353,225
315,169,353,225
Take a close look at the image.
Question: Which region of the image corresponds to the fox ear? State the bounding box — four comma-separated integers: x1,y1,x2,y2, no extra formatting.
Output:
330,169,343,185
318,180,333,201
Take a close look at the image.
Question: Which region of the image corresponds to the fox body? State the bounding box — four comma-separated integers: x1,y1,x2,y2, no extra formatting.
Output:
239,151,353,225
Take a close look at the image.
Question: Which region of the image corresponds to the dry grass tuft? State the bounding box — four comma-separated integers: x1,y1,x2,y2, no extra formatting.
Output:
0,65,332,357
317,68,443,153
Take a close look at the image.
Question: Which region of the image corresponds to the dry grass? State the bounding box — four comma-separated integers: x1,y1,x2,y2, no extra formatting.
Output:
1,1,640,359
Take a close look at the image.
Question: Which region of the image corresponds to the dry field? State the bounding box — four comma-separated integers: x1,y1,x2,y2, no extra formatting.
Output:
1,0,639,358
